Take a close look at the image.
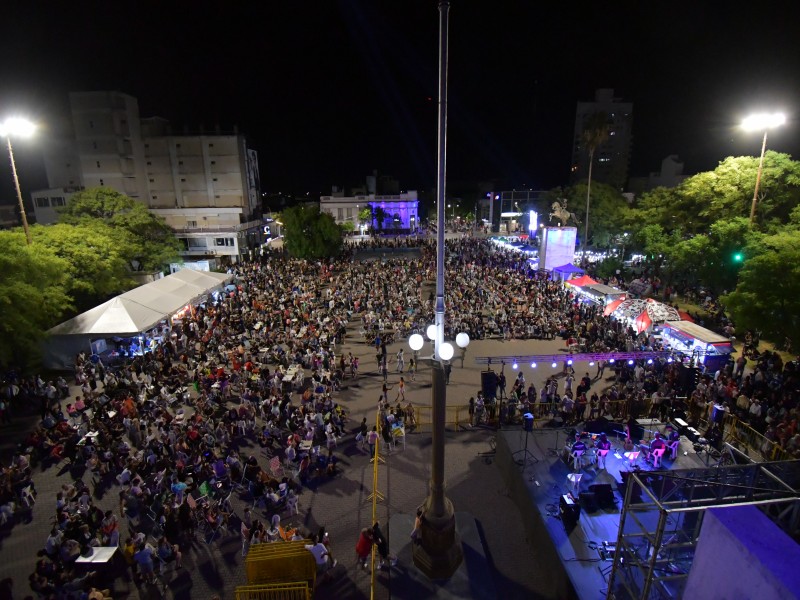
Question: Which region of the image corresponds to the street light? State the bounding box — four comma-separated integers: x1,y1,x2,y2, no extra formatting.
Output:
741,112,786,225
0,117,36,245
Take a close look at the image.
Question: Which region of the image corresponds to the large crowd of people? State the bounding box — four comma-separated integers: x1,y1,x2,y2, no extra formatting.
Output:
0,235,798,597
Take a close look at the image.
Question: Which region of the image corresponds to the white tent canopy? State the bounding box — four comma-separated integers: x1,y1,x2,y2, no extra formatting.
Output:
44,270,232,369
48,270,231,336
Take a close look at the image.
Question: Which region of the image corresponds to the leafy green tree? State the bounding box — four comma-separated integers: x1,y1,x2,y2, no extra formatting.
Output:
281,205,343,259
58,187,182,271
0,231,72,368
723,229,800,341
340,221,355,233
559,182,628,247
358,207,372,230
32,223,135,312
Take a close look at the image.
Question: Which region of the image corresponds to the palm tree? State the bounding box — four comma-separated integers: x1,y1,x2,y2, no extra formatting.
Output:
373,206,388,233
581,112,610,255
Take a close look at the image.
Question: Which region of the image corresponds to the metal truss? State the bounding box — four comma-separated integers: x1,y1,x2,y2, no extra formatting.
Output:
606,454,800,600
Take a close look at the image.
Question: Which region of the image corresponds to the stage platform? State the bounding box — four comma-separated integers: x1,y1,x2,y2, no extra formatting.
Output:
494,425,707,600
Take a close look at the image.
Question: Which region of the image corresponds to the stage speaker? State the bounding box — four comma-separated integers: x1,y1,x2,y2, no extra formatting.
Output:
589,483,615,509
677,365,700,395
584,417,608,434
559,494,581,529
523,413,534,432
481,371,498,400
579,491,598,513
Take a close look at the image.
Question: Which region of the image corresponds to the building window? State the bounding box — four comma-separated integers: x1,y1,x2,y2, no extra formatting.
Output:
187,220,197,228
337,208,343,219
152,194,158,199
181,178,186,182
211,161,216,165
96,161,101,168
99,179,104,186
146,161,152,165
209,143,214,147
346,208,352,218
215,195,220,198
51,197,65,207
149,178,155,183
213,178,218,182
35,197,49,208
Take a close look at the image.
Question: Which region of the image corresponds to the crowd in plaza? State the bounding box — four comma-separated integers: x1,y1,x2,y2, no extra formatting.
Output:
0,235,798,597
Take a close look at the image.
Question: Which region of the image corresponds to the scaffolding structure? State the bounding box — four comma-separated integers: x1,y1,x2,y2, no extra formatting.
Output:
606,447,800,599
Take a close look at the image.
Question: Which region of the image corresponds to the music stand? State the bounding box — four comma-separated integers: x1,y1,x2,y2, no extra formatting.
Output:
513,413,539,469
548,426,566,457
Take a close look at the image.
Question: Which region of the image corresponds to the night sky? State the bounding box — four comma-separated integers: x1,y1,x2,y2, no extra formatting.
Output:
1,1,799,202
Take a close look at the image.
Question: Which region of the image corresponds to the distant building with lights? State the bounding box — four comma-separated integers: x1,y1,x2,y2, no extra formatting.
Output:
319,191,419,233
31,91,263,265
569,88,633,190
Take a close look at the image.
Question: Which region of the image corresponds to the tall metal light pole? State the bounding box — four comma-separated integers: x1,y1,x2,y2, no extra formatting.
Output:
0,118,36,245
742,112,785,226
411,0,464,580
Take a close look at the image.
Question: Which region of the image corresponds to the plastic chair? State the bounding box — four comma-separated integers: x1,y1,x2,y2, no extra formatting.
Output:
667,440,680,460
623,451,640,469
567,473,583,492
652,448,666,468
571,450,585,471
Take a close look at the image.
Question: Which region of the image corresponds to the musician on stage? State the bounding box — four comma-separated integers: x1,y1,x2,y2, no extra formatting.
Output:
595,433,612,469
639,432,666,462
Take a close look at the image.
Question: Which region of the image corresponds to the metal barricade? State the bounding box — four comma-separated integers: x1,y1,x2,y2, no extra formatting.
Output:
234,582,311,600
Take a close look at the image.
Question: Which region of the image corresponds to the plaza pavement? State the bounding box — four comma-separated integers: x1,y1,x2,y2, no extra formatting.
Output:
0,322,580,599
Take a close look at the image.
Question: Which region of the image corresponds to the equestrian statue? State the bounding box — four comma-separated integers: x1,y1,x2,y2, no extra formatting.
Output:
548,200,580,226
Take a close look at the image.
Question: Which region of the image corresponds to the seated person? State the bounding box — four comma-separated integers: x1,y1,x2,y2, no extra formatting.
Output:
665,425,680,444
640,432,666,461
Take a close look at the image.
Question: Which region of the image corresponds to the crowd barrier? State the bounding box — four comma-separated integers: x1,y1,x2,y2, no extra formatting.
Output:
234,583,311,600
243,540,315,593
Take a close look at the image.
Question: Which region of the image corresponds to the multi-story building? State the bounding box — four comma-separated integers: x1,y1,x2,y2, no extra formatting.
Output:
31,91,262,265
319,191,419,232
569,88,633,190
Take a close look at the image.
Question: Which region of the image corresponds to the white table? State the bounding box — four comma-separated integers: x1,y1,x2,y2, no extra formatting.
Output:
76,546,117,564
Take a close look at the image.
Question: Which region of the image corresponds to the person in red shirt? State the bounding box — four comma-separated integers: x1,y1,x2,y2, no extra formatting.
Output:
355,527,374,570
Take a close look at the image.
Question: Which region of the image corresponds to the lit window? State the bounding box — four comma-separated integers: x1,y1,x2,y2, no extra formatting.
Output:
35,197,50,208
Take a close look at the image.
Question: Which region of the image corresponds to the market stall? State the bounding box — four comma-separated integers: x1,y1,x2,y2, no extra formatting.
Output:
607,298,683,334
580,283,627,307
660,320,734,372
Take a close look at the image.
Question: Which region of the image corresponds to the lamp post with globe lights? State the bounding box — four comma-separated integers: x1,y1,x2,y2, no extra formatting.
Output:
0,117,36,245
741,112,786,225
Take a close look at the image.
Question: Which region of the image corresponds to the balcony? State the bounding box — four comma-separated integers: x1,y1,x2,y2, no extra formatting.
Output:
171,218,262,234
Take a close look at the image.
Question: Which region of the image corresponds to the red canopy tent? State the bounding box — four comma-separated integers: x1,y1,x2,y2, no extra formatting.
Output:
565,274,599,287
603,298,625,317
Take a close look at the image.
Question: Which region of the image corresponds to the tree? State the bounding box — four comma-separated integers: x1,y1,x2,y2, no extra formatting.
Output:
32,222,136,313
0,231,72,368
281,205,343,259
372,206,388,232
580,112,609,251
58,187,182,271
561,182,628,247
358,207,372,232
723,229,800,341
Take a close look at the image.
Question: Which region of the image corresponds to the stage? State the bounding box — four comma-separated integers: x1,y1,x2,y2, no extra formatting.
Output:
494,424,707,600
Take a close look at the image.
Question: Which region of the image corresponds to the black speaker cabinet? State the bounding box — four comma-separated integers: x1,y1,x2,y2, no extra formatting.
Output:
589,483,615,508
481,371,498,400
579,491,598,513
559,494,581,529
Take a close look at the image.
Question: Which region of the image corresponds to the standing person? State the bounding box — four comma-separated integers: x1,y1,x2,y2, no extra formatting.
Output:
410,509,424,544
468,397,475,427
395,348,405,373
305,534,337,585
367,426,379,458
498,371,507,400
355,527,374,570
372,521,398,568
408,357,416,382
396,377,406,402
444,361,452,385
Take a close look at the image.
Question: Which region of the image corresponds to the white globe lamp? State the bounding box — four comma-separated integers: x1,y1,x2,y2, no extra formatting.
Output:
455,332,470,348
408,333,424,351
426,324,438,341
439,342,454,361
